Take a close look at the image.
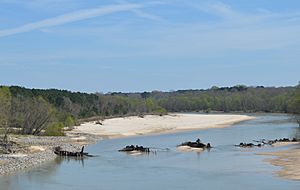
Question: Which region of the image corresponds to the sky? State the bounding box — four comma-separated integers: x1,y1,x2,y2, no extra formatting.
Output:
0,0,299,93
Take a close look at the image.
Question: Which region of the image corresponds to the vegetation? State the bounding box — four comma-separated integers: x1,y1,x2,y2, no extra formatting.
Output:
0,83,300,137
0,86,12,146
44,122,65,136
291,83,300,126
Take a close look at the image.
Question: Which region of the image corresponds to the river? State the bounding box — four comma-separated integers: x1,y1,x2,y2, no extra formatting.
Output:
1,114,300,190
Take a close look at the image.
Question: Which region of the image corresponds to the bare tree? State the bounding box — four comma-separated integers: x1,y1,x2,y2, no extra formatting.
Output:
62,97,81,117
296,115,300,127
0,86,12,151
17,96,54,135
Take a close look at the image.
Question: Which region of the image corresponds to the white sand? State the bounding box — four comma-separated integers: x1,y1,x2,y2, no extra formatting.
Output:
260,147,300,180
5,153,28,158
69,136,87,141
69,113,254,138
30,146,45,152
122,150,143,156
177,145,205,152
272,142,300,147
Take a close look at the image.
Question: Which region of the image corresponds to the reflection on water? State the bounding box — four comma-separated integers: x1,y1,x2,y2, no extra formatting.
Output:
294,126,300,139
1,114,300,190
55,157,85,168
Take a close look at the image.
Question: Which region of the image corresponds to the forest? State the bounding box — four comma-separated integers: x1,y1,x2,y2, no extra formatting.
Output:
0,83,299,136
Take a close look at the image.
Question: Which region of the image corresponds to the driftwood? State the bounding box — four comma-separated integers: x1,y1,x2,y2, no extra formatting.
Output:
236,138,299,148
236,142,262,148
0,137,19,154
178,139,211,149
95,120,103,125
119,145,150,152
54,146,91,157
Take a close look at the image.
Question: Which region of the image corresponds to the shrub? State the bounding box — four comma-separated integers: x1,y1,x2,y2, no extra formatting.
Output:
204,108,211,113
153,107,167,115
44,122,65,136
65,116,75,127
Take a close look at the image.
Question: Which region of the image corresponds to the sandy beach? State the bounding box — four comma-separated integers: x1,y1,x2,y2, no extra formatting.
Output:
68,113,255,138
260,145,300,180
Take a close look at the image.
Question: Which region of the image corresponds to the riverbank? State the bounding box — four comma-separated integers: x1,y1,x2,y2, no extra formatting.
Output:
69,113,255,138
0,134,98,176
0,113,253,176
260,145,300,180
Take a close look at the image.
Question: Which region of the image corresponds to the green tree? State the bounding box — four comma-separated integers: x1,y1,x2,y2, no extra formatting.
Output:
0,86,12,144
294,83,300,126
287,83,300,113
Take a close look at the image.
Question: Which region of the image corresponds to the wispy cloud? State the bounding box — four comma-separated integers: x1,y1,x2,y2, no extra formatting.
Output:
193,1,300,25
116,0,164,22
2,1,300,63
200,1,238,19
0,3,143,37
131,9,164,22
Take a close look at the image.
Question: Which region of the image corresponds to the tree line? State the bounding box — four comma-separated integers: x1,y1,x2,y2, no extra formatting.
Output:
0,84,299,136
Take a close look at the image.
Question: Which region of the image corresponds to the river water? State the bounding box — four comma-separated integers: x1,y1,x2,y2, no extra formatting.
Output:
1,114,300,190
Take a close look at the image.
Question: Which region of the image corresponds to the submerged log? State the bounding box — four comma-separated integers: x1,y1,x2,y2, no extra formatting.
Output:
236,142,262,148
178,139,211,149
54,146,90,157
118,145,150,152
236,138,299,148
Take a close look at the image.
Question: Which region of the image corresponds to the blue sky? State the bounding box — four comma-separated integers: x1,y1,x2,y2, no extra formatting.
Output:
0,0,299,92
